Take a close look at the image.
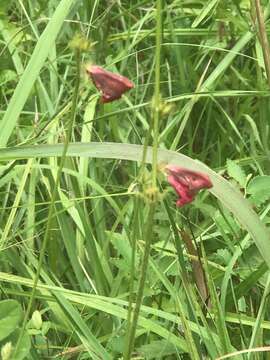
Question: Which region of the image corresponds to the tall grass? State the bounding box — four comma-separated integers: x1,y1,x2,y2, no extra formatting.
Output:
0,1,270,359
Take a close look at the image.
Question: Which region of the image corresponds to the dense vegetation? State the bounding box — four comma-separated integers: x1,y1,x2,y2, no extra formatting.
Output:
1,0,270,359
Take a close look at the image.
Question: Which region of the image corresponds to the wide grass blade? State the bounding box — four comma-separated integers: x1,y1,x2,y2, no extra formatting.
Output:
0,142,268,266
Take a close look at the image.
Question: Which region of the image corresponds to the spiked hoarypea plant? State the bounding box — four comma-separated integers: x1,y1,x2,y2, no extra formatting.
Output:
86,64,214,360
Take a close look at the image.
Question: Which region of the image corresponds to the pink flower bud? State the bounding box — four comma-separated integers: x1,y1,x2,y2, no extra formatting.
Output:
86,65,134,103
165,165,213,207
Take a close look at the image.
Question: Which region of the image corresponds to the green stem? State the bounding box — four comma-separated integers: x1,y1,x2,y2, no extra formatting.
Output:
124,197,140,353
253,0,270,155
254,0,270,88
124,204,156,360
152,0,162,186
124,1,162,358
14,49,81,355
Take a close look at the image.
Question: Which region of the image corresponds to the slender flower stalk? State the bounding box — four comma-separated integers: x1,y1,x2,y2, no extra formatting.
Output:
14,49,82,356
124,1,162,359
151,2,162,186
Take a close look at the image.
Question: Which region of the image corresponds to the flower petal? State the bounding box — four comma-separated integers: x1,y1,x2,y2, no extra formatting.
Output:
86,65,134,103
166,165,213,207
167,175,194,206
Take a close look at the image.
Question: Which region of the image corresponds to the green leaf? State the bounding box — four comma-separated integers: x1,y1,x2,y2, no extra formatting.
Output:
227,159,246,188
244,114,263,149
0,0,12,17
191,0,219,28
138,339,180,359
1,328,30,360
0,300,22,341
109,232,139,269
246,176,270,205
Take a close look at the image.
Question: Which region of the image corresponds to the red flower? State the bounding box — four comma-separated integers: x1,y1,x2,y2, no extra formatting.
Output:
86,65,134,103
165,165,213,207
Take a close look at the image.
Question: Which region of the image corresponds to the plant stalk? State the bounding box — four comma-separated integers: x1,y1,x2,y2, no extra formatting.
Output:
152,0,162,185
124,0,162,358
124,204,156,360
254,0,270,88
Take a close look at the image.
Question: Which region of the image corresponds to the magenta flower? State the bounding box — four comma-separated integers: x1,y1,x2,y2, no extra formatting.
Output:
165,165,213,207
86,65,134,103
